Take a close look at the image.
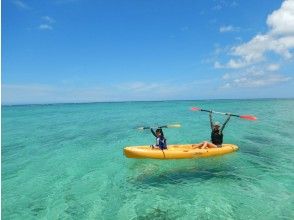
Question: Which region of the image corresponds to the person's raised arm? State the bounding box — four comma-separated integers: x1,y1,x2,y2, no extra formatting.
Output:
150,128,157,137
209,111,213,130
221,114,231,132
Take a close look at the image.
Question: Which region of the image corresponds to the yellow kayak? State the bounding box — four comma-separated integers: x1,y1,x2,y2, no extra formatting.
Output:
124,144,238,159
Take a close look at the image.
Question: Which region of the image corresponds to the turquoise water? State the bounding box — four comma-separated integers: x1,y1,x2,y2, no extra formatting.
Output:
2,99,294,219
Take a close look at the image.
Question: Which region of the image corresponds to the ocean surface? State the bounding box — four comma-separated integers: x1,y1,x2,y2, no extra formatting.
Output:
2,99,294,219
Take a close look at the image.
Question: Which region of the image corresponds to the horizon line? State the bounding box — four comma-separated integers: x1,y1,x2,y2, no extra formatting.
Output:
2,97,294,107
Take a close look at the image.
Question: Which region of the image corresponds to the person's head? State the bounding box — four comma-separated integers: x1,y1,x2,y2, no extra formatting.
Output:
213,122,221,131
156,128,164,137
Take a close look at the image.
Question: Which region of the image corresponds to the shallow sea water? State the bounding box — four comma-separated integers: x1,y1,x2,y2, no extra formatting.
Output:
2,99,294,219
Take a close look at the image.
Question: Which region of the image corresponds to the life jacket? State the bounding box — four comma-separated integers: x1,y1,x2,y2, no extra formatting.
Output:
156,137,167,149
211,130,223,145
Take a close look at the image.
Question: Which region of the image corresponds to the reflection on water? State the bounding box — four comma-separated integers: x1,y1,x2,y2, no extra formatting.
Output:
132,167,241,187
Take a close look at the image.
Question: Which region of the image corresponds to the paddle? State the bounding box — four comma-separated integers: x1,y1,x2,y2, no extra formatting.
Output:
137,124,181,130
191,107,257,121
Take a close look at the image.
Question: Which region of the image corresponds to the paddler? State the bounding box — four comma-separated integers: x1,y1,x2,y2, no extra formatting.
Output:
198,111,231,149
150,128,167,150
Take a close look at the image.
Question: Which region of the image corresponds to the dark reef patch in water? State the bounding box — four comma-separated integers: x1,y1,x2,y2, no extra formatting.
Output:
27,200,47,217
243,135,274,145
136,207,180,220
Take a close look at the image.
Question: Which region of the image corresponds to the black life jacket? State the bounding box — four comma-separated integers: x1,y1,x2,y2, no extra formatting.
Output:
211,130,223,145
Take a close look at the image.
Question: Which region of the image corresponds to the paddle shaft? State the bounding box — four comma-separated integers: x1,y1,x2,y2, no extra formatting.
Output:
200,109,240,117
139,126,166,130
138,124,180,130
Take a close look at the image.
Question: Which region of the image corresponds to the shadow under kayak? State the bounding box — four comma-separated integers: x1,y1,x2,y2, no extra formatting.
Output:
124,144,238,159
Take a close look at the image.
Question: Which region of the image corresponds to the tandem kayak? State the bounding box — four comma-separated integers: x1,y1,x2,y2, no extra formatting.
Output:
124,144,238,159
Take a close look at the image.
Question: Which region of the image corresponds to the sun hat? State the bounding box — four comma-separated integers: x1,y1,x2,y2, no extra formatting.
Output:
214,121,221,127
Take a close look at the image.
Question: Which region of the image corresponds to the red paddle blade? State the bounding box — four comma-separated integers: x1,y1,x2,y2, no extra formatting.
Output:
191,107,201,111
240,115,257,120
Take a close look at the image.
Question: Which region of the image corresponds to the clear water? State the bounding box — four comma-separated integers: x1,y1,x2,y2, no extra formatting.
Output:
2,99,294,219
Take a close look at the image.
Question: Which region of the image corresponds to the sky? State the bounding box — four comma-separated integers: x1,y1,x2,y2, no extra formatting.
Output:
2,0,294,104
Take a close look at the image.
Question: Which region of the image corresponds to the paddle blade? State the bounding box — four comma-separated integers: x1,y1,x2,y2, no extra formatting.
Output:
191,107,201,111
240,115,257,120
166,124,181,128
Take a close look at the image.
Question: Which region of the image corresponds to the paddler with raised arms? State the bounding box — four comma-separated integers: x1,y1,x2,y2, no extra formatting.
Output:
137,124,181,150
197,111,231,149
192,107,257,149
150,127,167,150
